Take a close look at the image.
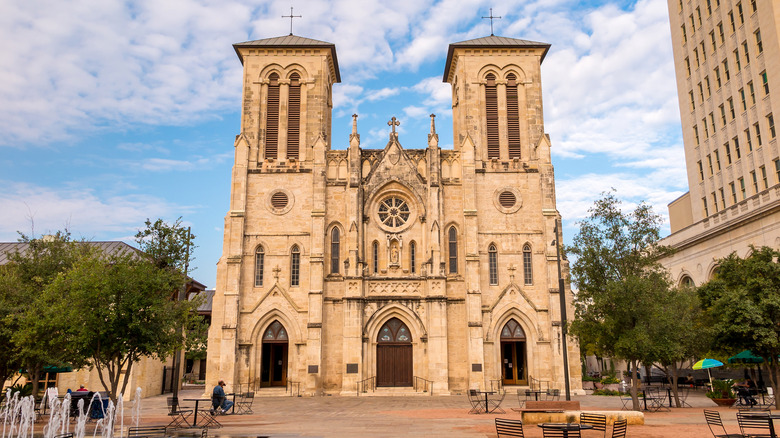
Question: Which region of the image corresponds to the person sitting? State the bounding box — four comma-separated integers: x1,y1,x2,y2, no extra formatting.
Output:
734,378,758,406
76,385,89,392
211,380,234,414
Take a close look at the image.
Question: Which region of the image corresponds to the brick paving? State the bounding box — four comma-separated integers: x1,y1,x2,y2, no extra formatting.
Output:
42,388,758,437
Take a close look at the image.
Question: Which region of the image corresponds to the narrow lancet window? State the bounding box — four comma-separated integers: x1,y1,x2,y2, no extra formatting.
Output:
489,244,498,285
255,246,264,287
448,226,458,274
291,245,300,286
523,244,533,285
410,241,416,274
373,241,379,274
506,73,521,159
265,73,280,159
287,72,301,160
330,227,340,274
485,73,499,159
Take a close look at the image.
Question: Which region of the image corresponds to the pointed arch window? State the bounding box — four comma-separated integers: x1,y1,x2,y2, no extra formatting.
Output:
255,246,265,287
489,244,498,285
448,226,458,274
410,241,416,274
523,244,533,285
372,241,379,274
330,227,340,274
377,318,411,343
485,74,499,159
265,73,280,160
287,72,301,160
290,245,300,286
506,73,521,159
263,320,288,342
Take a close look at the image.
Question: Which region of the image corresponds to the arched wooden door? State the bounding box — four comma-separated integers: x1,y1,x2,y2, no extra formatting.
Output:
376,318,413,387
260,320,288,387
501,319,527,385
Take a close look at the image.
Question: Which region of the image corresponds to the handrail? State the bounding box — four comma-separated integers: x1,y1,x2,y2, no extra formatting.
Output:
357,376,376,396
489,379,503,393
413,376,434,395
287,380,301,397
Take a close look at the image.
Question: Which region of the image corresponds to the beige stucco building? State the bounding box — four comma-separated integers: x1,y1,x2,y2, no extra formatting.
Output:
206,34,581,396
661,0,780,284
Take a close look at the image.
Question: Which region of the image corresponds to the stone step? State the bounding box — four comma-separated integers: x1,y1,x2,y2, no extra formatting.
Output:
360,387,431,397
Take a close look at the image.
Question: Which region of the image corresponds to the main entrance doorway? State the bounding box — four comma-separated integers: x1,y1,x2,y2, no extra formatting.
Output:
260,320,288,387
500,319,527,385
376,318,412,387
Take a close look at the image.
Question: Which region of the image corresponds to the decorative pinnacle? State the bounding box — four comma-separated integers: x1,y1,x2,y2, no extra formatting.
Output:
351,114,358,135
429,114,436,135
387,116,400,136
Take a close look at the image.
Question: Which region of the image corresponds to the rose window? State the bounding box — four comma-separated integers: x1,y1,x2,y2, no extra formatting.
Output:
378,197,410,228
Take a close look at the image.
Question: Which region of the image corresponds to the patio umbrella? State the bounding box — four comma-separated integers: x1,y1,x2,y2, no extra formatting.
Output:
693,358,724,388
728,350,764,364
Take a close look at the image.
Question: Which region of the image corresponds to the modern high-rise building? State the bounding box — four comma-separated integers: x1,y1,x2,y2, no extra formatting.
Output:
661,0,780,285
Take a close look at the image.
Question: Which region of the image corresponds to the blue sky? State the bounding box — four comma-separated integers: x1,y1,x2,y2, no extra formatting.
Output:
0,0,687,288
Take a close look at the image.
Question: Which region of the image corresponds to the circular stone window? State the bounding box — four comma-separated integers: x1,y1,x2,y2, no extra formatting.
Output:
266,189,294,215
378,196,410,228
493,187,522,214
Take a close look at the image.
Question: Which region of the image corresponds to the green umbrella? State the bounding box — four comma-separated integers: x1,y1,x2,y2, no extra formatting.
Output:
728,350,764,364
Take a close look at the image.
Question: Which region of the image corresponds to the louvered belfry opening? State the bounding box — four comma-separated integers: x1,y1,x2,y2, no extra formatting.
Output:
287,72,301,160
485,73,499,159
265,73,280,159
506,73,521,159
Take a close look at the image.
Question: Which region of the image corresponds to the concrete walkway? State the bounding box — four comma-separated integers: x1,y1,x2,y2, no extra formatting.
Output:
115,388,750,437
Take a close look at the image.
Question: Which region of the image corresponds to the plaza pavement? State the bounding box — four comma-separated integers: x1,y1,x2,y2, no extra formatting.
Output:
118,387,748,437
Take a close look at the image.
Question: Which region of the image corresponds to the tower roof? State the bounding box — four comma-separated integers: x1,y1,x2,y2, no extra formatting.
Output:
233,35,341,82
442,35,551,82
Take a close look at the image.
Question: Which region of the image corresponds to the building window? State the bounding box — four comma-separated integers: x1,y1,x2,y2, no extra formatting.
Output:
720,188,726,209
712,192,719,212
448,226,458,274
330,227,340,274
690,14,696,33
694,48,700,67
710,112,716,130
743,41,750,63
707,0,712,14
715,67,722,88
685,58,691,76
734,50,741,71
751,170,759,193
698,83,704,102
698,161,704,180
703,117,709,136
755,122,763,146
710,31,717,50
488,244,498,285
410,241,416,274
372,241,379,274
760,166,768,189
697,7,702,25
705,76,711,96
724,143,732,164
739,177,746,199
762,71,770,95
751,0,756,12
265,73,280,159
681,25,687,44
718,22,724,43
746,128,753,151
756,30,763,53
769,114,776,138
739,88,747,110
703,197,709,216
723,59,730,81
728,98,735,119
714,150,721,170
737,2,744,23
775,159,780,183
290,245,300,286
255,246,265,287
707,154,714,175
506,73,521,159
694,126,700,145
689,91,696,111
720,104,726,125
730,182,738,203
728,11,735,32
523,244,533,285
734,137,741,159
287,73,301,160
485,73,499,159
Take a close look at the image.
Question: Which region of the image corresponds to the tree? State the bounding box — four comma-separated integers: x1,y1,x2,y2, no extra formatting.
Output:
0,232,86,396
135,217,195,273
698,246,780,404
567,191,675,410
47,249,205,402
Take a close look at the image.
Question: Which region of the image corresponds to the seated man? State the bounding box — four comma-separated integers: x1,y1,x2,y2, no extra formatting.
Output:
734,378,758,406
211,380,234,414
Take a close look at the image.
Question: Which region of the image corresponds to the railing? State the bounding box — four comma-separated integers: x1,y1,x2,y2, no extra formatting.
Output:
413,376,434,395
357,376,376,396
489,379,503,393
529,376,550,391
287,380,302,397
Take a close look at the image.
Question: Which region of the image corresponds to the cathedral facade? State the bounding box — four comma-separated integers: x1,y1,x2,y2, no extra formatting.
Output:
206,34,581,395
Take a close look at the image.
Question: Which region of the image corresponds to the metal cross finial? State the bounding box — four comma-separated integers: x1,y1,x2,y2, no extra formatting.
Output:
481,8,502,36
387,116,400,134
282,7,302,35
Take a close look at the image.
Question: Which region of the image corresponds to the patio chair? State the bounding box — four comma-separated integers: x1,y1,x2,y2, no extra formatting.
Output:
619,394,634,410
542,427,580,438
166,397,192,429
235,391,254,414
128,426,168,438
611,419,627,438
545,389,560,401
467,389,485,414
704,409,743,438
488,390,507,414
737,410,776,438
495,418,524,438
580,412,607,438
678,386,693,408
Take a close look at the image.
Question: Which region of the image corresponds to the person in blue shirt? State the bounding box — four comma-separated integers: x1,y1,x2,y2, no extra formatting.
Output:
211,380,234,414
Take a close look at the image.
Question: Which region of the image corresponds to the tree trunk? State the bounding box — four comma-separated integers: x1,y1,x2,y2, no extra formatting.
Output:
670,363,681,408
630,360,641,411
29,365,41,399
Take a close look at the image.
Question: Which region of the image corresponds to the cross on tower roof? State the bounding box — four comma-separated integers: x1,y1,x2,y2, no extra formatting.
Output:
481,8,501,36
282,7,302,36
387,116,400,134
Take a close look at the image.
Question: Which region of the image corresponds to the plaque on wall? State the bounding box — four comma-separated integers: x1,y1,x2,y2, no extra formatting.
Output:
472,363,482,372
308,365,319,374
346,363,359,374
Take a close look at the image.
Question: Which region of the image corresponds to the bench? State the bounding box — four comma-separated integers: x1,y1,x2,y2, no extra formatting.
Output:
128,426,168,438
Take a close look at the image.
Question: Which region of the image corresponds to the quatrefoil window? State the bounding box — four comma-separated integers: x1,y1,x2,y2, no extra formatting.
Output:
378,197,410,228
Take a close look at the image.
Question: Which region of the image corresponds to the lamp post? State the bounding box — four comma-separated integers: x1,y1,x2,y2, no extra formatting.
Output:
553,221,571,401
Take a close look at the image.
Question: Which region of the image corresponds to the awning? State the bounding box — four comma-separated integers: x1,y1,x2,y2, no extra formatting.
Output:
43,365,73,373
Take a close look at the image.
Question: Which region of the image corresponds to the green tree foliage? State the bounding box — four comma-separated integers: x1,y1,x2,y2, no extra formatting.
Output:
568,192,675,410
698,246,780,401
135,217,195,273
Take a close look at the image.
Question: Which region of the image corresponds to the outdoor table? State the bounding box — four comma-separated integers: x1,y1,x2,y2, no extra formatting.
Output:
742,412,780,419
641,392,659,411
479,391,495,413
226,393,236,414
528,389,546,401
183,398,211,427
537,423,594,437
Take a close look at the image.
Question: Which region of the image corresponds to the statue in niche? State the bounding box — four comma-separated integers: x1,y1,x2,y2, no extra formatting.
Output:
390,242,400,266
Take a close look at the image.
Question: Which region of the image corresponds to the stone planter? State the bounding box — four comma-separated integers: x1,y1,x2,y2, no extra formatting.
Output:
594,382,604,389
711,398,737,407
582,381,596,390
603,383,621,391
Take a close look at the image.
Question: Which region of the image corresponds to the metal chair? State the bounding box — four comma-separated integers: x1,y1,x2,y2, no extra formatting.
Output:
580,412,607,438
542,427,580,438
166,397,192,429
704,409,743,438
495,418,524,438
545,389,560,401
611,419,627,438
235,391,254,414
128,426,168,438
487,390,506,414
737,410,776,438
467,389,485,414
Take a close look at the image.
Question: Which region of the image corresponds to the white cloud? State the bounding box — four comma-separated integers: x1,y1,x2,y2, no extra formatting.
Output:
366,87,400,102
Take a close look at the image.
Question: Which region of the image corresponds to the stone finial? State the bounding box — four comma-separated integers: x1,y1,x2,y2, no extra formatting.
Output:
388,116,400,138
349,113,360,146
427,114,439,147
429,114,436,135
352,114,358,135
